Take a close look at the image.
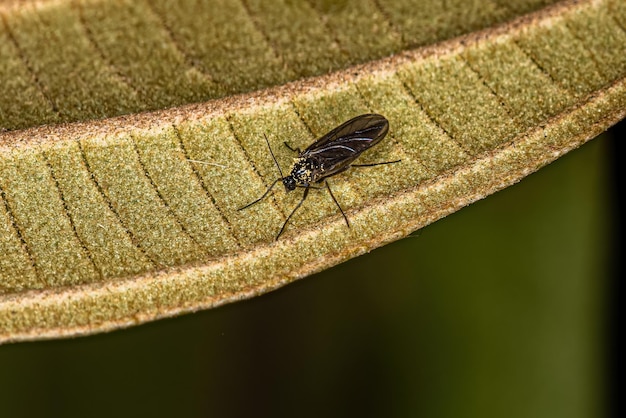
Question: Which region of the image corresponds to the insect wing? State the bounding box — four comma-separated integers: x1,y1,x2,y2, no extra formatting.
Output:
304,114,389,153
303,114,389,157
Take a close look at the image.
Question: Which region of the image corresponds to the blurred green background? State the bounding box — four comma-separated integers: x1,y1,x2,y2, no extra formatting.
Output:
0,127,614,418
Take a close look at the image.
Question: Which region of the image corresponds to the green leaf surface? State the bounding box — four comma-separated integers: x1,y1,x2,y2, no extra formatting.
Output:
0,0,624,342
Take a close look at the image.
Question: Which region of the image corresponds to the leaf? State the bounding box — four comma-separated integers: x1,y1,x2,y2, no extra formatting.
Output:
0,0,625,343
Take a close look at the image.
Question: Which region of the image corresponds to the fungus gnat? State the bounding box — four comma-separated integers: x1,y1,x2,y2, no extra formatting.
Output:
239,113,400,240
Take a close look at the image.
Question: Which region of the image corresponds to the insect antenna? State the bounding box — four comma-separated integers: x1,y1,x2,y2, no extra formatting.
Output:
238,134,284,211
264,133,284,178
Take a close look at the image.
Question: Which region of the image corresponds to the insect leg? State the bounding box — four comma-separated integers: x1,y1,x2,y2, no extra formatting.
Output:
351,159,401,168
283,142,301,153
325,181,350,228
238,178,282,210
277,186,310,240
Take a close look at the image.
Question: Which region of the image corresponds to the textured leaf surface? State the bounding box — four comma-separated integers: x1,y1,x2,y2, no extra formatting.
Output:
0,0,625,343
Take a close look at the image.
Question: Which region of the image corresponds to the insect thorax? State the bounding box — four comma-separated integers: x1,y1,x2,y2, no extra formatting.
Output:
288,157,320,186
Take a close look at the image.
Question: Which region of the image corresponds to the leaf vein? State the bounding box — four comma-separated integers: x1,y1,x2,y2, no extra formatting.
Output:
77,140,157,267
0,10,60,118
41,150,102,280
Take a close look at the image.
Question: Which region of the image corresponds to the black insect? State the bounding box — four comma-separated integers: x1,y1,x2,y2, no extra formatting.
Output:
239,113,400,240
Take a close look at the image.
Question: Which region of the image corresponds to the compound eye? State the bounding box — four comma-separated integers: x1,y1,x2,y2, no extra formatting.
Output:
283,177,296,191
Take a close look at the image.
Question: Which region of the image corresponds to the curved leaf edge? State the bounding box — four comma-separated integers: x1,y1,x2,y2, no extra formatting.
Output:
1,75,624,344
1,0,624,343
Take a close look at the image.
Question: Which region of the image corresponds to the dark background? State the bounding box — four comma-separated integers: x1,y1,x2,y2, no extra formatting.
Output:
0,119,622,418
